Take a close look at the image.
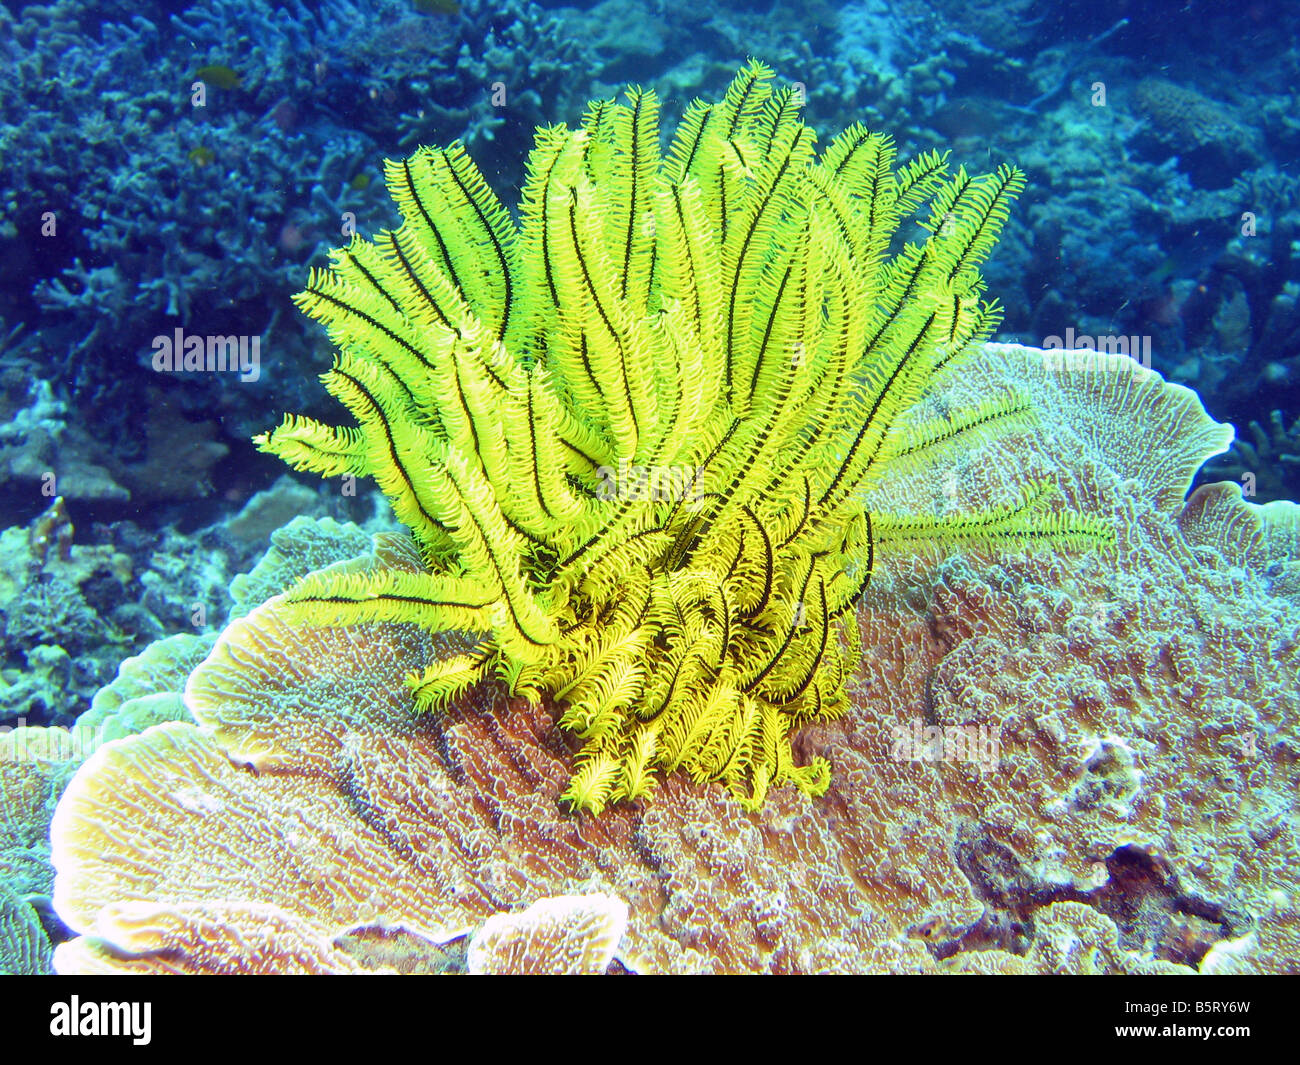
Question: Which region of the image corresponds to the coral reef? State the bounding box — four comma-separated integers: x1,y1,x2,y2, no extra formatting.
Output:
73,634,209,746
0,512,383,969
0,493,255,730
0,627,206,959
465,894,629,975
2,0,1297,981
0,501,135,728
226,516,378,621
49,343,1300,973
3,0,1296,522
0,880,51,975
0,0,589,509
224,476,322,549
0,723,81,975
0,371,127,504
1200,410,1300,505
1132,78,1262,190
1,726,80,900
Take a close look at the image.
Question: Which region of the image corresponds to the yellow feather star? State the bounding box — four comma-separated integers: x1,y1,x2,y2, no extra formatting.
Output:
255,61,1112,814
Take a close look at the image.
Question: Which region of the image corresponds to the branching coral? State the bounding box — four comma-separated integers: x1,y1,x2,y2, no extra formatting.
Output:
257,61,1109,812
1200,409,1300,504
